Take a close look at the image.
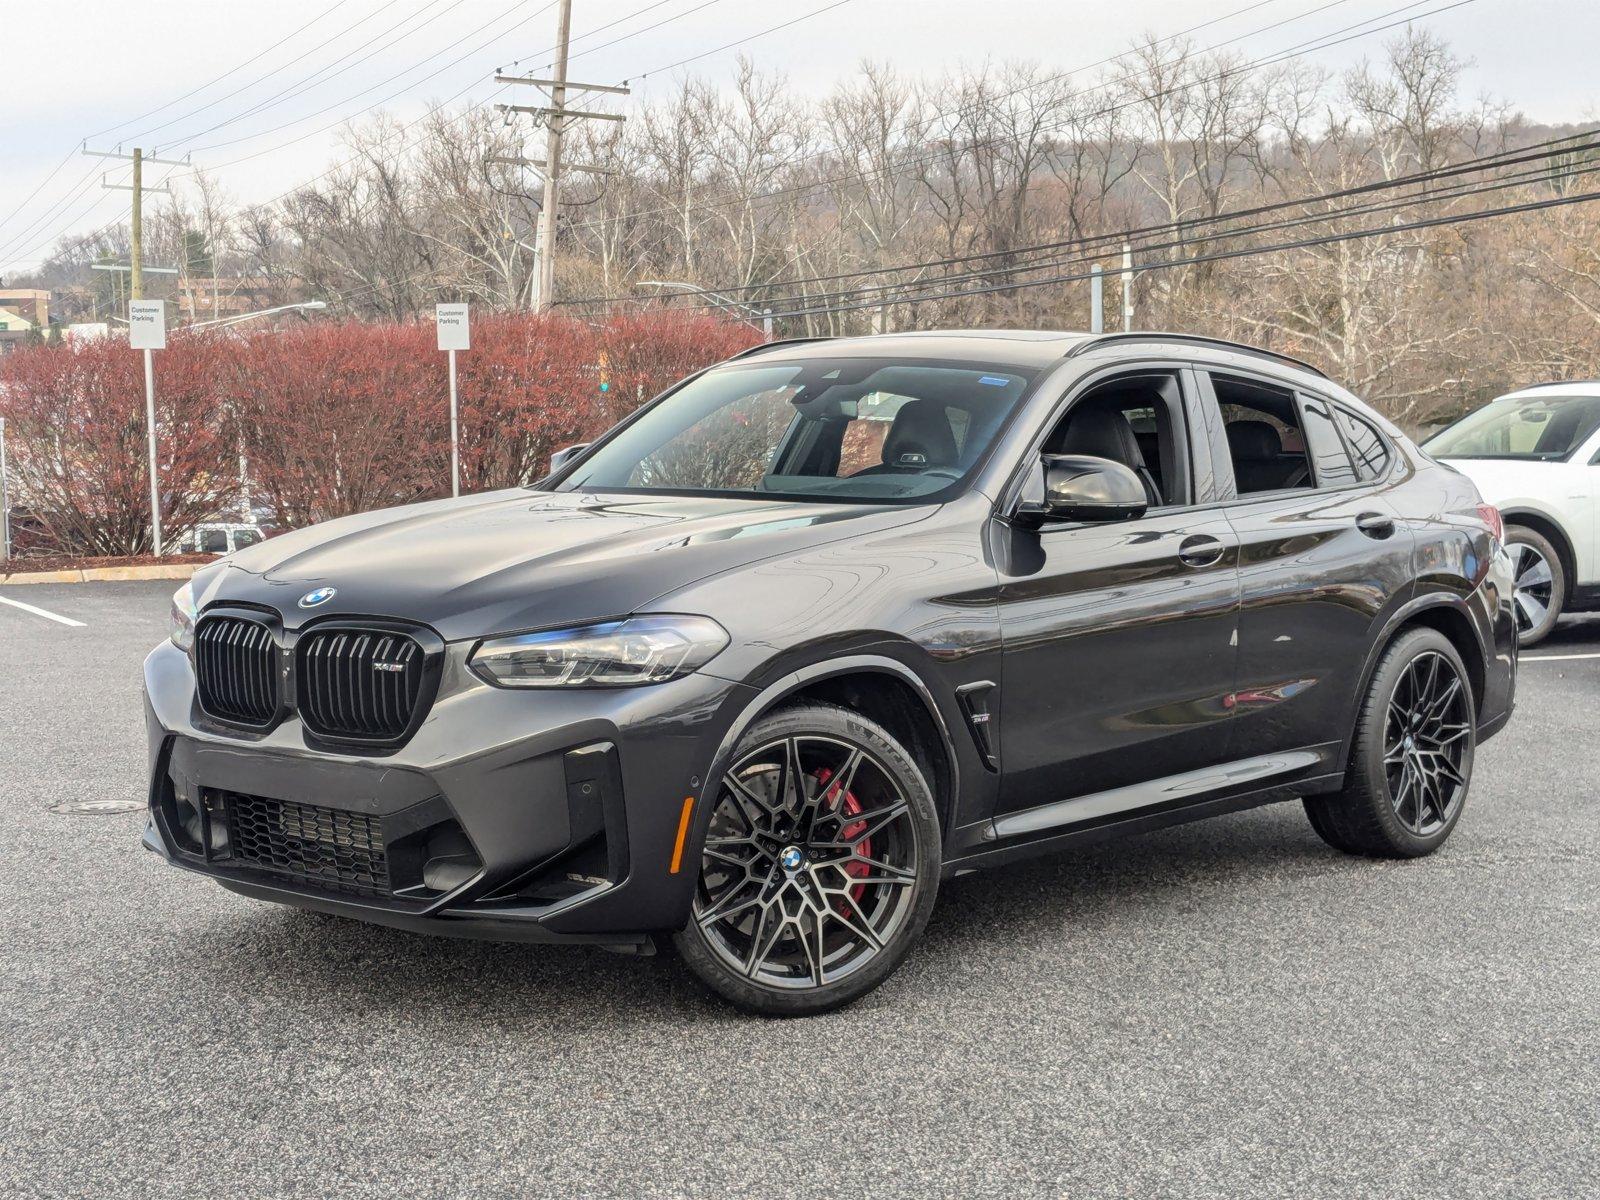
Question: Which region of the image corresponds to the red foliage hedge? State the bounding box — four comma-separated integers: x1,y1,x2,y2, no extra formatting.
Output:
0,312,761,554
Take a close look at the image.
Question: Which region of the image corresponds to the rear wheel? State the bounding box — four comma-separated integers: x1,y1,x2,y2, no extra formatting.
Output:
673,704,941,1016
1305,628,1475,858
1506,526,1564,647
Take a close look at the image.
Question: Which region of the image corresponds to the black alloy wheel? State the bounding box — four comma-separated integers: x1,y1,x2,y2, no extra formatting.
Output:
1382,650,1472,837
674,704,941,1016
1305,627,1476,858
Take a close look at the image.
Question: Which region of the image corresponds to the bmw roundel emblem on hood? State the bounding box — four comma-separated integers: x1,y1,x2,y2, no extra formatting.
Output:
298,586,337,609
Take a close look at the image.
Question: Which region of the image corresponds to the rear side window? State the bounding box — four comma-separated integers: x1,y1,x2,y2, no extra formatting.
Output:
200,530,228,554
1298,397,1358,486
1335,408,1391,480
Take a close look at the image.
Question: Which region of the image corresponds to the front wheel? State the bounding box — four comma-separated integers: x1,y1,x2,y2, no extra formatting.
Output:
673,704,941,1016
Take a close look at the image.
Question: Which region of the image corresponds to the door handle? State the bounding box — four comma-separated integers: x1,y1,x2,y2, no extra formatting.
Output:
1355,512,1396,539
1177,534,1226,568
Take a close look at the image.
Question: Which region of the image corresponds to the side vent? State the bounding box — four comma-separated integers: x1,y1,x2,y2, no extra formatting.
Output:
955,680,999,771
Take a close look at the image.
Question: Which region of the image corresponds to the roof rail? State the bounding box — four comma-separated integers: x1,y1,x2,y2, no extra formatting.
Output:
1064,332,1330,380
726,336,836,361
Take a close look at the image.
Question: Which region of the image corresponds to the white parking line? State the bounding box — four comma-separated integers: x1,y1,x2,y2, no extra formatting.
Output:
1521,652,1600,663
0,594,86,628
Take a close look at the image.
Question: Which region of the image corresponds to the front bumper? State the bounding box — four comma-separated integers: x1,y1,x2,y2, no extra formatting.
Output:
143,638,753,945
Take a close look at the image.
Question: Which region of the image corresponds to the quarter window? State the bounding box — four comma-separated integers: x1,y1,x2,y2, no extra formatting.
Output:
1335,408,1391,481
1299,397,1358,486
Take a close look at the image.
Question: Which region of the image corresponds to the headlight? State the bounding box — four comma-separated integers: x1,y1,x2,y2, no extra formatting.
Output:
469,615,729,688
169,580,199,651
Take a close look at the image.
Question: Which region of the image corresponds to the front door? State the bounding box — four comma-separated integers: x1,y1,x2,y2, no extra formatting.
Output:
992,367,1241,821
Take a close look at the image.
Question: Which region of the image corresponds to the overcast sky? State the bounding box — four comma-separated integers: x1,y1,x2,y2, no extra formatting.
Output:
2,0,1595,276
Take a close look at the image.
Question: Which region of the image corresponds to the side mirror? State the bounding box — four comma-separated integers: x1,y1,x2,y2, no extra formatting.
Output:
1015,454,1149,526
549,442,590,473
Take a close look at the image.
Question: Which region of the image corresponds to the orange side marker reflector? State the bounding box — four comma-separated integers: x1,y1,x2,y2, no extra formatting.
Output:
668,796,696,874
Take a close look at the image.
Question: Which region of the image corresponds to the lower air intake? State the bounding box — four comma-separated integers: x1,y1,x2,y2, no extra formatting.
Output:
223,791,389,896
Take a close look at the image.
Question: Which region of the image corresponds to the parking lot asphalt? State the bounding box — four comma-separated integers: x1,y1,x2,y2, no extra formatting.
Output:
1,581,1596,1199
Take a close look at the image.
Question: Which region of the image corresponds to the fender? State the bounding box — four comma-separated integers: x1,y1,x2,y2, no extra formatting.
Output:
686,652,964,865
1345,588,1491,744
1497,503,1583,592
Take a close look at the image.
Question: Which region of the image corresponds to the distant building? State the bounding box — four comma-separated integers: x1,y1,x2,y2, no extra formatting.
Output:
0,308,37,355
177,277,288,322
0,288,50,326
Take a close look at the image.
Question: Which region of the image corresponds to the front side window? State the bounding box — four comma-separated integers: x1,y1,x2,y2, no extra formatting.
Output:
1425,394,1600,461
555,358,1036,503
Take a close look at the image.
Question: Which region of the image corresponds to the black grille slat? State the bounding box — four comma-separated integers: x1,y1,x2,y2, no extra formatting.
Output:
194,615,278,727
298,627,425,743
223,792,389,896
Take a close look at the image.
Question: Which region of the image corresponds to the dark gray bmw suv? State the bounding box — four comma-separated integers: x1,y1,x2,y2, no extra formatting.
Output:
144,330,1516,1015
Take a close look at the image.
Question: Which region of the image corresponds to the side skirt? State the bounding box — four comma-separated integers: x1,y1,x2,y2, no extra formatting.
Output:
944,748,1343,877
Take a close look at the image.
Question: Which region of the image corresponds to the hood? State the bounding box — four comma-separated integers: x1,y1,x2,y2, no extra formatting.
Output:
197,489,933,642
1432,456,1569,509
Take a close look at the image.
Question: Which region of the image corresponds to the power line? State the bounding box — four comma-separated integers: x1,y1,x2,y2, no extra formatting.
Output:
557,0,1470,240
565,127,1600,306
128,0,415,149
87,0,363,143
753,185,1600,322
628,0,851,80
699,154,1600,315
183,0,544,155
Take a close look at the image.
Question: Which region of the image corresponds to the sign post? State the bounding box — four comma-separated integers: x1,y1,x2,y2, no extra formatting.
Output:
435,303,470,497
0,416,10,563
128,300,167,554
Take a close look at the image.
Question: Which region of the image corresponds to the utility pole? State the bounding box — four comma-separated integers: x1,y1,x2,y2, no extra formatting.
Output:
495,1,628,312
1121,242,1135,331
82,147,186,312
537,0,572,314
1090,265,1104,333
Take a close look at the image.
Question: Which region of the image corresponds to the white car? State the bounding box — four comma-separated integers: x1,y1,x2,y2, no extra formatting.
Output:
1425,383,1600,646
181,523,267,557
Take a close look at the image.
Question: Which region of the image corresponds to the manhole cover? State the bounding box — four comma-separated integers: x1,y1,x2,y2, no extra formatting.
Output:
50,798,145,815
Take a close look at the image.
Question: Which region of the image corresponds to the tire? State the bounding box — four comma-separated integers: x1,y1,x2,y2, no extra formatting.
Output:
1506,525,1564,648
1304,627,1476,858
673,703,941,1016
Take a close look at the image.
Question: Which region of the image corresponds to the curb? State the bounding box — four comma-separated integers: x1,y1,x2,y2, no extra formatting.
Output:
0,564,200,586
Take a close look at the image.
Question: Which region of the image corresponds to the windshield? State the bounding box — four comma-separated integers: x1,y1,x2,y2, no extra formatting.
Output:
553,357,1038,503
1425,393,1600,461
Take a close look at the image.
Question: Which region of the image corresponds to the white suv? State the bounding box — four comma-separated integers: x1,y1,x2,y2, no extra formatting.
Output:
1425,383,1600,646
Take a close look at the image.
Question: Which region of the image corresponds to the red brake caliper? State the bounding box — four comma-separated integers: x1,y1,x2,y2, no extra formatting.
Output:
813,767,871,907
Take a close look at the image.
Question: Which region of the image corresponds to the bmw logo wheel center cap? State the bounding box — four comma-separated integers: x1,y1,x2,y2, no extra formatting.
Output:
298,587,337,609
779,846,805,872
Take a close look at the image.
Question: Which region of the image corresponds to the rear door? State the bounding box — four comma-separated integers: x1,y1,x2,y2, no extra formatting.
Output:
1201,370,1415,764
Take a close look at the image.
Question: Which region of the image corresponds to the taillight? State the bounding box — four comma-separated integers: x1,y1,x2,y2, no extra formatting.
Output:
1477,503,1504,545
